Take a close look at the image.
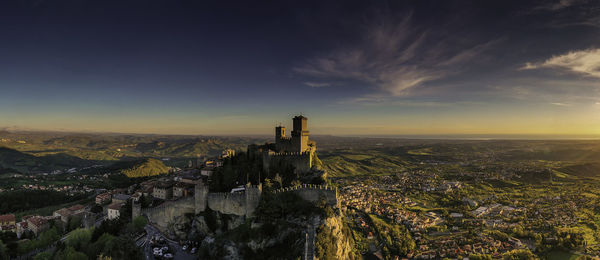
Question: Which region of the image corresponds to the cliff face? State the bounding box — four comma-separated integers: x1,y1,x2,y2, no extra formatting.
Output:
315,214,357,260
323,216,354,259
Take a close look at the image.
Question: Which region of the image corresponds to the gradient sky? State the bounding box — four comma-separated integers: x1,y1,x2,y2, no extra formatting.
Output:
1,0,600,136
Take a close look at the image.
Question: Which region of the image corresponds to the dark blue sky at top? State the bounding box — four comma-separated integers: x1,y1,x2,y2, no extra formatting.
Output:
1,0,599,135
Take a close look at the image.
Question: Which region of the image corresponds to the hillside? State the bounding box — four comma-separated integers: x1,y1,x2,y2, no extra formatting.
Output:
0,131,267,162
0,147,93,173
120,158,171,178
559,163,600,178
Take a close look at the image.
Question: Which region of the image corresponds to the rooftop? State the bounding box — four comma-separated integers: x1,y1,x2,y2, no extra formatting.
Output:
112,194,131,201
68,204,85,212
0,214,15,223
108,203,124,210
28,217,48,227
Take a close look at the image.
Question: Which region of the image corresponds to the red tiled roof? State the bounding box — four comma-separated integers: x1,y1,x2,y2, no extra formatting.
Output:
28,217,48,227
0,214,15,223
55,208,72,216
68,204,85,212
108,203,123,210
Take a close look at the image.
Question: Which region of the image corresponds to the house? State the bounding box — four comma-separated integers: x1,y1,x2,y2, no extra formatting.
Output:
53,208,73,223
173,182,194,198
96,192,112,204
107,203,123,220
0,214,16,227
112,194,131,204
16,221,28,238
27,216,49,236
153,183,173,200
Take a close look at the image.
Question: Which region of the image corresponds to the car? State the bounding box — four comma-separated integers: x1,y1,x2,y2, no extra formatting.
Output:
182,245,188,251
190,247,197,254
163,253,173,259
153,247,161,255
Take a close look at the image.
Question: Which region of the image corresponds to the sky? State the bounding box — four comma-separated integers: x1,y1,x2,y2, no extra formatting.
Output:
1,0,600,136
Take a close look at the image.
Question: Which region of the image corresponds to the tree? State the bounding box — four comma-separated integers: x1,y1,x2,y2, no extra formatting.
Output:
91,204,103,214
66,228,92,251
263,178,273,191
32,252,52,260
0,240,7,260
132,216,147,232
68,216,83,231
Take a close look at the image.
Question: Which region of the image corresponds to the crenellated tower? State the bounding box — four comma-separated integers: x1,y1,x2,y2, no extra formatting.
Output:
291,115,310,153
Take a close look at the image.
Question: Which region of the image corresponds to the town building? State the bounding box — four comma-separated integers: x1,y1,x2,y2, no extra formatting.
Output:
153,183,173,200
107,203,123,220
0,214,15,227
96,192,112,204
27,216,49,236
53,208,72,223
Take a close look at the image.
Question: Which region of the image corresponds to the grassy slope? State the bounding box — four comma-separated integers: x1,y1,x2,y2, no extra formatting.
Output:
120,158,170,178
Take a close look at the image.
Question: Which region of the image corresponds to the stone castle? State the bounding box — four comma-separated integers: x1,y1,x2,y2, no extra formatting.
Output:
248,115,316,174
133,116,335,233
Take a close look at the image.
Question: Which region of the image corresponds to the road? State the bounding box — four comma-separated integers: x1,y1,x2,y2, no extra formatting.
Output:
139,225,198,260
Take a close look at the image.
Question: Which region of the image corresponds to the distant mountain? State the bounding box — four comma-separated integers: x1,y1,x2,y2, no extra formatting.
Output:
120,158,170,178
0,131,267,164
0,147,92,173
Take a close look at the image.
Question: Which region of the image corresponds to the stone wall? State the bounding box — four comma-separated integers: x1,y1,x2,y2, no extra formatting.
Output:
207,192,246,216
195,183,262,217
263,151,313,174
273,184,339,208
141,197,195,230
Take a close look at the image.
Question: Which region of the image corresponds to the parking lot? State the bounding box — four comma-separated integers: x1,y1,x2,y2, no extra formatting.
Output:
139,225,198,260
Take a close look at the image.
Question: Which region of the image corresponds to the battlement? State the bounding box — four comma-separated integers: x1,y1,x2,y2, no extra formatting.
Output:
273,184,339,208
272,184,337,193
268,151,313,157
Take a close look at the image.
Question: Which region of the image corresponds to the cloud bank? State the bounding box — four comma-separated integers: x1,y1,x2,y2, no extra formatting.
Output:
522,48,600,78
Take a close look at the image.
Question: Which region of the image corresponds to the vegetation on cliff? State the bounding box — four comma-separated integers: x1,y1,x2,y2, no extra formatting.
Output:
120,158,170,178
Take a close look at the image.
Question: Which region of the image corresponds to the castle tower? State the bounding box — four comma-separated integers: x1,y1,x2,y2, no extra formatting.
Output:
195,184,209,214
245,182,262,217
275,126,285,151
291,115,310,153
132,202,141,221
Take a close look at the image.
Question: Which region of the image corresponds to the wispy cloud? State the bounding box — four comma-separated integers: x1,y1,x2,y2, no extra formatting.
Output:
531,0,600,28
304,82,331,88
535,0,585,11
294,13,499,97
521,48,600,78
550,102,572,106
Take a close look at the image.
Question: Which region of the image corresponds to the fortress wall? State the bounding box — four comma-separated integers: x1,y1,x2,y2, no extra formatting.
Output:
207,192,247,216
142,197,195,230
265,151,313,174
273,184,339,208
